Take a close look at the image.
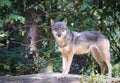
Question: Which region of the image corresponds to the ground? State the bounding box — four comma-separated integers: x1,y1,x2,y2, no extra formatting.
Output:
0,73,120,83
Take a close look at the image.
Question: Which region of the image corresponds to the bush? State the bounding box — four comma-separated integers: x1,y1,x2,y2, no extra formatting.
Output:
0,47,46,75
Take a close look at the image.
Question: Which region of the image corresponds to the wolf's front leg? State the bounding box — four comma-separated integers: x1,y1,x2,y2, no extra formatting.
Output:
62,54,73,75
62,56,67,74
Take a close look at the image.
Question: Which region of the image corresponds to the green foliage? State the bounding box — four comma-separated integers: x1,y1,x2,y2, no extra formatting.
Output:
0,19,4,28
0,0,12,7
80,74,105,83
112,62,120,77
0,0,25,27
0,47,46,75
53,57,62,72
0,47,23,75
9,14,25,24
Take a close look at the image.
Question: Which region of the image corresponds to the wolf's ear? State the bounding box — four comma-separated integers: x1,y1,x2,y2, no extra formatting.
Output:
50,19,55,26
63,18,67,25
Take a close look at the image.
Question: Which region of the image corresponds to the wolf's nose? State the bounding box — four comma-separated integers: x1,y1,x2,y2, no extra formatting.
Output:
58,34,61,37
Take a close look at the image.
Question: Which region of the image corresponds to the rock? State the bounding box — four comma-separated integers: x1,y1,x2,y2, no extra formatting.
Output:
0,73,120,83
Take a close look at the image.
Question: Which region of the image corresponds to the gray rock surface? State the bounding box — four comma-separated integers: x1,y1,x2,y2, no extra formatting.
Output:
0,73,120,83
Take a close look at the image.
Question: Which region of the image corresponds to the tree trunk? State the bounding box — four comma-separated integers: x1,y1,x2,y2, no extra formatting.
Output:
45,32,54,72
28,25,39,61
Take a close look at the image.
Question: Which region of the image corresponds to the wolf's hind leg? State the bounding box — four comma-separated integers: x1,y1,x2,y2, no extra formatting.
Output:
91,47,106,75
98,40,112,77
100,50,112,77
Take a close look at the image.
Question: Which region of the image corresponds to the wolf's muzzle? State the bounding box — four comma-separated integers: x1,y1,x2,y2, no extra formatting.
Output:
57,34,61,37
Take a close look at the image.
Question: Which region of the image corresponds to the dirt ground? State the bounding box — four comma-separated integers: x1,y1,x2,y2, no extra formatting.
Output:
0,73,120,83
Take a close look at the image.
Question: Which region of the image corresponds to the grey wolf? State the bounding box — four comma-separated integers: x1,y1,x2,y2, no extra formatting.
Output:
50,19,112,77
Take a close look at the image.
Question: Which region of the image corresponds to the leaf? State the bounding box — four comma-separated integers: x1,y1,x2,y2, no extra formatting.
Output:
0,43,4,47
1,0,12,7
34,3,45,11
9,14,25,24
4,64,10,70
21,30,25,36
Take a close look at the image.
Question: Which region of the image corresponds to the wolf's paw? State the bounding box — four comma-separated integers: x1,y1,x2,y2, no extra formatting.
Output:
56,73,67,79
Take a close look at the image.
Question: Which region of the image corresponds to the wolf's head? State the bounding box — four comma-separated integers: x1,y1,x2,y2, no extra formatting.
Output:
50,19,68,39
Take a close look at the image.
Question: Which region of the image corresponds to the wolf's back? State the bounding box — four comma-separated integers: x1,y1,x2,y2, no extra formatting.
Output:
69,31,108,46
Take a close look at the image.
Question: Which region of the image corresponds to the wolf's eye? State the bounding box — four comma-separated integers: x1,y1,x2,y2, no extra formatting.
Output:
53,28,58,31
